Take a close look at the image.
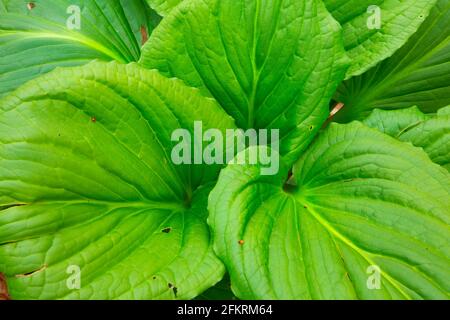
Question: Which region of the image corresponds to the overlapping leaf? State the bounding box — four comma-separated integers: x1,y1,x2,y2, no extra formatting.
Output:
145,0,181,16
364,106,450,171
143,0,436,78
209,122,450,299
334,0,450,121
0,0,160,97
140,0,349,166
323,0,436,78
0,61,237,299
1,0,448,302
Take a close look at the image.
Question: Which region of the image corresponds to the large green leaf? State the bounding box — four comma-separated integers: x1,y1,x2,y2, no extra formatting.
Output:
323,0,436,78
0,0,160,97
364,106,450,171
0,61,237,299
334,0,450,121
209,122,450,299
140,0,349,166
144,0,436,78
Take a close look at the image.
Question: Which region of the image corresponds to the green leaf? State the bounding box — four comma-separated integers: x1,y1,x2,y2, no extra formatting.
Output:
363,106,428,137
334,0,450,121
0,0,160,97
364,106,450,171
209,122,450,299
323,0,436,78
143,0,435,78
0,61,237,299
146,0,181,16
140,0,349,166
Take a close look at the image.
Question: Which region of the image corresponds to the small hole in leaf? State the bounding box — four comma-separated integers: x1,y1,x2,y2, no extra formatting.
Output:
309,125,314,131
303,205,308,209
27,2,35,10
162,227,171,234
173,287,178,297
168,283,174,288
152,276,156,280
91,117,97,123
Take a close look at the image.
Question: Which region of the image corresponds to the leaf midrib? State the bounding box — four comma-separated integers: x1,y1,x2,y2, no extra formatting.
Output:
90,0,138,60
0,30,126,62
247,0,261,129
1,199,186,213
301,200,413,300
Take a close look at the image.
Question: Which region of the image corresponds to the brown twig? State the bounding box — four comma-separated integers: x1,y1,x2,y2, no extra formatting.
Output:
0,273,10,300
322,102,345,128
328,102,345,120
140,26,149,45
